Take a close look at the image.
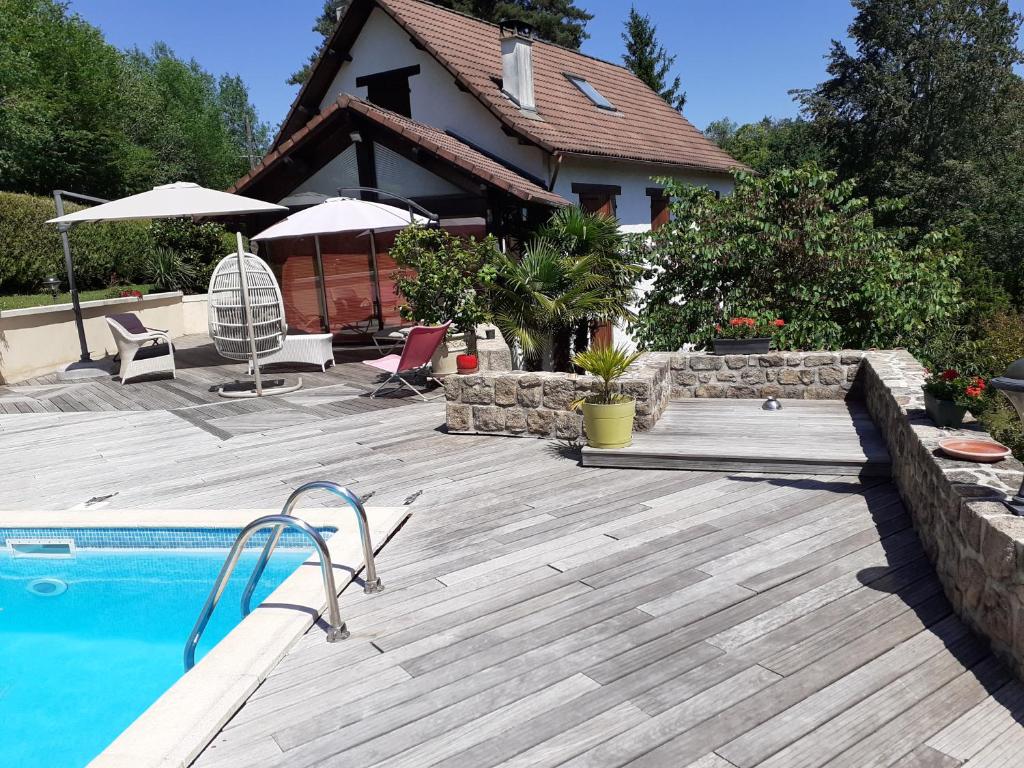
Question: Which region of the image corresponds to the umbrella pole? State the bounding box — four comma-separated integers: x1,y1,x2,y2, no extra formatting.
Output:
369,232,384,330
53,194,89,363
314,235,330,333
235,232,263,396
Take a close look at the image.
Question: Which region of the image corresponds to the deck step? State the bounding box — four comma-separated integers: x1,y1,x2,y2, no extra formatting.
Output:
581,399,891,477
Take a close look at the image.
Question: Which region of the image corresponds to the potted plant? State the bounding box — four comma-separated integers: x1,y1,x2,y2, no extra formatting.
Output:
391,226,499,376
711,317,785,355
923,369,986,428
571,343,643,449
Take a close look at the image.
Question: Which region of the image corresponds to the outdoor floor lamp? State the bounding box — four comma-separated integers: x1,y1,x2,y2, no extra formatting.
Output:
990,357,1024,515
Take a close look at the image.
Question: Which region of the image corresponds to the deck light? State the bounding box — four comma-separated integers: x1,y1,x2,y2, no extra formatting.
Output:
989,358,1024,515
42,275,61,302
762,396,782,411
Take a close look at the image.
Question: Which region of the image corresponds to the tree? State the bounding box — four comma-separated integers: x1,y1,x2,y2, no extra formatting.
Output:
703,116,824,173
621,6,684,111
289,0,592,85
797,0,1024,297
630,166,962,352
0,0,269,197
489,207,637,371
288,0,351,85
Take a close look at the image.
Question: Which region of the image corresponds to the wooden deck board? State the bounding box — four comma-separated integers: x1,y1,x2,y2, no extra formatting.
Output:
582,398,892,475
0,352,1019,767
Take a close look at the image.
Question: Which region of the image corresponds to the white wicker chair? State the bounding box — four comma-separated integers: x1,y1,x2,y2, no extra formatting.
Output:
106,316,176,384
248,333,334,373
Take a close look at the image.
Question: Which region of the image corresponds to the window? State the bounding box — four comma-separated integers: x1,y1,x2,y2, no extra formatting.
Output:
572,183,620,216
647,187,669,230
355,65,420,118
565,74,615,111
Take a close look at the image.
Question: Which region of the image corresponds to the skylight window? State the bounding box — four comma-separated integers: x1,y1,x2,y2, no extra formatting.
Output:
565,74,615,111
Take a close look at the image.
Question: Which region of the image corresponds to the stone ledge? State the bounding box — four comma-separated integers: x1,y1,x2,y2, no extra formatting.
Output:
862,350,1024,678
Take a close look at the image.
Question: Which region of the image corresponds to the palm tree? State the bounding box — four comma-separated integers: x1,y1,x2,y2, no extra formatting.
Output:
490,207,641,370
539,206,642,357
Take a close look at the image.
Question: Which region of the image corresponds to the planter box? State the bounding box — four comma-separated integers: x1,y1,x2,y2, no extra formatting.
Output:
924,391,969,428
712,338,771,355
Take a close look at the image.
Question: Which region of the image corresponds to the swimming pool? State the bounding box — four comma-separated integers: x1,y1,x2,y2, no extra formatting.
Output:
0,526,331,768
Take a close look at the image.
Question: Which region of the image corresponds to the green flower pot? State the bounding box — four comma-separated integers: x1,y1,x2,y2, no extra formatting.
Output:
924,391,968,428
582,399,636,449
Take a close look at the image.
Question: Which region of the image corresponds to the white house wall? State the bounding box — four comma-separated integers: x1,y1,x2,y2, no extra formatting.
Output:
321,7,547,179
554,156,734,228
288,144,360,200
283,141,462,202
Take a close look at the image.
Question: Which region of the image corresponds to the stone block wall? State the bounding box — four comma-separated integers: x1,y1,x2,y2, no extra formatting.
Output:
667,350,863,400
444,352,672,439
862,350,1024,678
444,350,861,438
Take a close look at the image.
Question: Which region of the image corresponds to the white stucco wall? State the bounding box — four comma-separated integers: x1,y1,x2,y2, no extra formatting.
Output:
553,156,734,228
322,7,547,179
0,292,208,384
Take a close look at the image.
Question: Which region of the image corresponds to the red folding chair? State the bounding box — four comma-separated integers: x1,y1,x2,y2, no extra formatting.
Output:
362,322,452,400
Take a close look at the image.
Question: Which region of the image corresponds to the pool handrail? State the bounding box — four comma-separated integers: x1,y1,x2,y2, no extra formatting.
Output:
240,480,383,619
183,514,346,671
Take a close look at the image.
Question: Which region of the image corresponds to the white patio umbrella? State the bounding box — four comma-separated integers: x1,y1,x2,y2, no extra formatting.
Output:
251,197,429,335
48,182,289,395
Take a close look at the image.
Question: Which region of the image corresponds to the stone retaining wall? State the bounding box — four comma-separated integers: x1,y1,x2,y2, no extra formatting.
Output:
667,350,863,400
862,350,1024,678
444,350,863,439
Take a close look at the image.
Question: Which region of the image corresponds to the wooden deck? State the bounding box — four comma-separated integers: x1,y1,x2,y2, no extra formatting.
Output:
1,355,1022,766
583,399,892,477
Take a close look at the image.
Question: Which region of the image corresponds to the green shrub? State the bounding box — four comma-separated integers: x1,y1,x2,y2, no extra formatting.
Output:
0,191,152,294
146,247,195,292
0,191,236,296
917,313,1024,459
630,166,962,351
149,218,236,292
389,225,499,333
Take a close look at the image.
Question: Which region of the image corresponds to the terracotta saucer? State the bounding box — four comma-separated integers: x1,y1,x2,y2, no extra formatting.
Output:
938,438,1011,463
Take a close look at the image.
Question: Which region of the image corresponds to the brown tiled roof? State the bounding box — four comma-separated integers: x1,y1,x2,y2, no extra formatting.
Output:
276,0,743,174
232,94,570,207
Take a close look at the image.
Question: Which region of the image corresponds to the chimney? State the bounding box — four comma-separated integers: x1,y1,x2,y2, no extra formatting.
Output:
500,22,536,112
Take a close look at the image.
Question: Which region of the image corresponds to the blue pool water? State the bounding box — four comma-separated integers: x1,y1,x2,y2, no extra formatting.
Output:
0,527,330,768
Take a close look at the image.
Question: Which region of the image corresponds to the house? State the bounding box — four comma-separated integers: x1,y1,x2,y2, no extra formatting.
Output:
232,0,741,340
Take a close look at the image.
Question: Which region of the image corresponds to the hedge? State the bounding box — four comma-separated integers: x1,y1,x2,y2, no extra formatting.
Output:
0,191,237,295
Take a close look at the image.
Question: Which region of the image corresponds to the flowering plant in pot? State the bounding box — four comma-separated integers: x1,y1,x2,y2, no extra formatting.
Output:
571,344,642,449
922,369,986,428
711,317,785,355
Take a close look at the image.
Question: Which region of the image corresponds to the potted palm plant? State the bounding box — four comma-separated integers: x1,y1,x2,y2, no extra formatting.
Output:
571,343,643,449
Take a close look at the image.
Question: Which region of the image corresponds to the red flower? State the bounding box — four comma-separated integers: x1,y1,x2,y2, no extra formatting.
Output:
965,386,983,398
729,318,743,326
974,377,986,389
744,317,756,327
940,369,959,381
773,319,785,327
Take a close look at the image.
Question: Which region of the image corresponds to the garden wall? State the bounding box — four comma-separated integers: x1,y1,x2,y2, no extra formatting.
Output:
0,292,209,383
444,350,863,438
861,350,1024,679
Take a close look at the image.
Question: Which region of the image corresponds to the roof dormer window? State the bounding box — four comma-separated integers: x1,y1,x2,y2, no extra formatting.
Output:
565,74,615,111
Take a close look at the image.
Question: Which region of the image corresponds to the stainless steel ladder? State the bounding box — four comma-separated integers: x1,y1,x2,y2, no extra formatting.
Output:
183,481,384,671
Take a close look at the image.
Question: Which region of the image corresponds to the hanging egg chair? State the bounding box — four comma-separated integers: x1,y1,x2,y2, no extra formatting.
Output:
208,251,302,397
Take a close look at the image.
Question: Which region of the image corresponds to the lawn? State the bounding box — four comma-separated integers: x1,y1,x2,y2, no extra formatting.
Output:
0,284,155,311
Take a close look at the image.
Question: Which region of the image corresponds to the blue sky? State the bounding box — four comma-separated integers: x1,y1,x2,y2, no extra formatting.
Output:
67,0,1023,132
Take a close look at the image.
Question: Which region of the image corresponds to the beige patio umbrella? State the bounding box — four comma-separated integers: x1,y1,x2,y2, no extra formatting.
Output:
49,182,289,394
251,196,429,335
